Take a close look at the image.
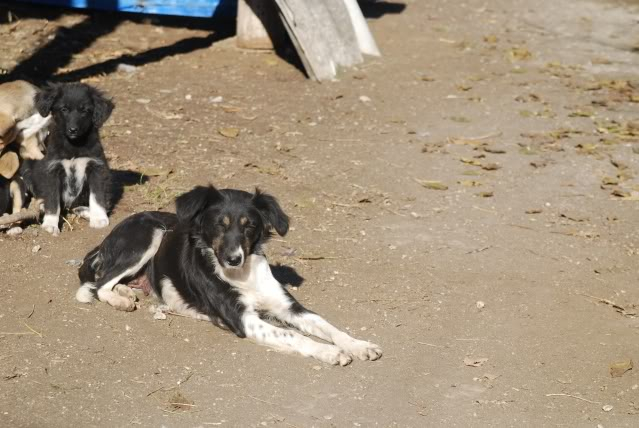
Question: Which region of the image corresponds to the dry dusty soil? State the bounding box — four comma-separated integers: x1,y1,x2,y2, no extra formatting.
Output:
2,0,639,426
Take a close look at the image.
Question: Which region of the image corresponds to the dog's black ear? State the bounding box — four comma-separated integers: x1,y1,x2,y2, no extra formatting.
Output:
88,86,114,128
175,185,223,224
35,84,60,117
253,189,289,236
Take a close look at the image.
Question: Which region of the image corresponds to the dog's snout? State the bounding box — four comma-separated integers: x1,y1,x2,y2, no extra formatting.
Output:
226,255,242,267
68,126,78,133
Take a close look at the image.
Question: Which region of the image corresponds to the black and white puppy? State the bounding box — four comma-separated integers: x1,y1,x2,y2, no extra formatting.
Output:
76,185,382,365
21,82,114,235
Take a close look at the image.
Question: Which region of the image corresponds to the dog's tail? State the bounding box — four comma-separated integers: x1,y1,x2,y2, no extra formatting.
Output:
76,245,101,303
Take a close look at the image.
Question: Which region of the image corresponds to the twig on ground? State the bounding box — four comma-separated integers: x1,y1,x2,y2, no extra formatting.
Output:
146,372,194,397
545,393,601,405
465,246,493,255
23,322,42,338
448,131,503,143
472,205,497,214
417,342,444,348
62,216,74,231
507,224,537,231
26,304,35,319
331,202,362,208
246,394,279,406
578,293,634,316
296,256,340,261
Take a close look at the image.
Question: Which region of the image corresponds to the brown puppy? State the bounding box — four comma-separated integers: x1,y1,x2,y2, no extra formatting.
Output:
0,80,50,160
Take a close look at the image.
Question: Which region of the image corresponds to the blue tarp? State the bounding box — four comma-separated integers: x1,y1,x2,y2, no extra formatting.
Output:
12,0,237,18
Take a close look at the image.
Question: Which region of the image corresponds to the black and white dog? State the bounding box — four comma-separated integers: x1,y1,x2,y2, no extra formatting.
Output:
76,185,382,365
21,82,114,235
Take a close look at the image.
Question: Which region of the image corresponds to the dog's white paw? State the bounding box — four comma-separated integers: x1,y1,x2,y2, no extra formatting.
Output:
343,339,383,361
111,285,136,312
41,214,60,236
316,345,353,366
90,216,109,229
41,224,60,236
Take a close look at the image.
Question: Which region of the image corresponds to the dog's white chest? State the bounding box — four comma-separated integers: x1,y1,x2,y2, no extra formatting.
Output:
216,255,287,311
60,157,92,205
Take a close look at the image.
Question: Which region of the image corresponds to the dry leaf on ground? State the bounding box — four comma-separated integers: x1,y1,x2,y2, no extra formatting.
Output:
219,127,240,138
610,359,633,378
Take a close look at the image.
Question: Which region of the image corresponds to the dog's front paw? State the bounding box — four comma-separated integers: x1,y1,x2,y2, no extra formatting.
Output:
317,345,353,366
90,216,109,229
42,225,60,235
344,339,383,361
41,214,60,236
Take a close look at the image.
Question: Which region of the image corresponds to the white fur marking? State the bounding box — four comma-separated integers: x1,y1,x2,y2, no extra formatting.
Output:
41,210,60,236
282,312,382,361
159,278,212,321
58,157,92,206
76,282,96,303
208,253,378,363
89,192,109,228
15,113,51,139
242,312,352,365
224,246,245,269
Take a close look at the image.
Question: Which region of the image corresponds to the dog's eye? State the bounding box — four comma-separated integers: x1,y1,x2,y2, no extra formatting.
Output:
244,225,256,234
60,106,69,113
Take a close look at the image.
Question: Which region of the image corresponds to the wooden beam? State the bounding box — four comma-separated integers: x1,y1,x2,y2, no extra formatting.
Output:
237,0,284,50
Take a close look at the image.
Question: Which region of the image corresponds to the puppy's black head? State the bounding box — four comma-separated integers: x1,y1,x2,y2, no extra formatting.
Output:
176,185,289,270
35,83,114,141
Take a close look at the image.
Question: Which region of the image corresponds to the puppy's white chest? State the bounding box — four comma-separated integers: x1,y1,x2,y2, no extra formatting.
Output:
60,157,92,205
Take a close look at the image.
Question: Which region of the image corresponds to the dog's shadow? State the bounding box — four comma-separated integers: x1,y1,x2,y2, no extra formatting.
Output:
270,264,305,288
111,169,149,207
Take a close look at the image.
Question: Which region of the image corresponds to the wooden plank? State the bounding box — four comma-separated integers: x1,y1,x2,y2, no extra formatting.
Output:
273,0,363,81
343,0,380,56
237,0,285,50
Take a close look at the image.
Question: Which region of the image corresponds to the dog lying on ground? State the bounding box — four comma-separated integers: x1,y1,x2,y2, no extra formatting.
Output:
76,185,383,365
21,82,114,235
0,80,50,161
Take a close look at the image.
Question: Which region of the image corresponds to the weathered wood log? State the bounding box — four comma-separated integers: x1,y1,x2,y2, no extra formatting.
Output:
0,206,39,227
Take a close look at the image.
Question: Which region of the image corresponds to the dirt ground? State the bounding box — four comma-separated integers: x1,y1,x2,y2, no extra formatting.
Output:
1,0,639,426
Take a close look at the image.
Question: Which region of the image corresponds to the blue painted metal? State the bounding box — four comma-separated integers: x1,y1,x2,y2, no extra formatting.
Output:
11,0,238,18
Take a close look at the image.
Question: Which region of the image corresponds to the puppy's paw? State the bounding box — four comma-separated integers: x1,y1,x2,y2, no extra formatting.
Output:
41,224,60,236
343,339,383,361
41,214,60,236
317,345,353,366
90,216,109,229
